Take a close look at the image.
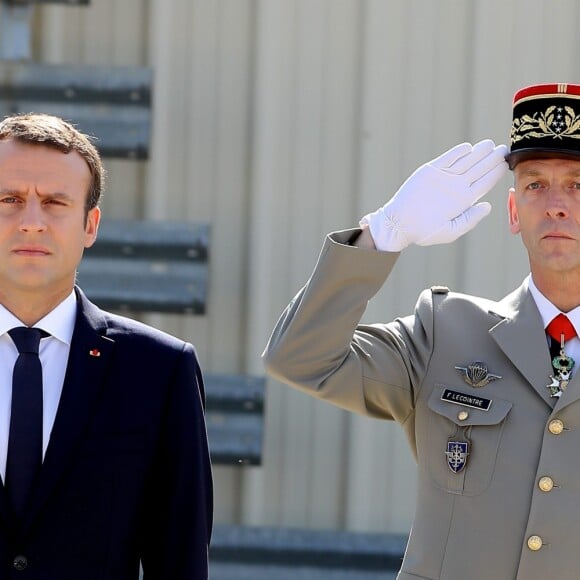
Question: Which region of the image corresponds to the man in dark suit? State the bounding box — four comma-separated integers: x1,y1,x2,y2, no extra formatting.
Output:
0,113,212,579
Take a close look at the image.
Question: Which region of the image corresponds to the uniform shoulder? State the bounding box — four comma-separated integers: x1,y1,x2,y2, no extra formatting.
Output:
416,285,501,315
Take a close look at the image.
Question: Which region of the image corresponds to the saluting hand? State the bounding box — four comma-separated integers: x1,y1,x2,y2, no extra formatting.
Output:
360,140,508,251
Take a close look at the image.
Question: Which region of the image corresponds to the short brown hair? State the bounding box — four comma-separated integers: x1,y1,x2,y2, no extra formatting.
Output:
0,113,105,214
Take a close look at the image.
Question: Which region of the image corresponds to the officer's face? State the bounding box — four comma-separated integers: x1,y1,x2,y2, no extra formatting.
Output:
508,157,580,277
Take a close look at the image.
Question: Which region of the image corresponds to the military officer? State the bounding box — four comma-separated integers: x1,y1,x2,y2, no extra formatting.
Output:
263,83,580,579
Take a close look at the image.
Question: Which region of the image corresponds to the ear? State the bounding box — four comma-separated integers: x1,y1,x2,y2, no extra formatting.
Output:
507,188,520,234
84,207,101,248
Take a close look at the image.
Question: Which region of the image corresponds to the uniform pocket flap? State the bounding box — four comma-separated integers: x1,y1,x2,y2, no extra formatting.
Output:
428,384,512,426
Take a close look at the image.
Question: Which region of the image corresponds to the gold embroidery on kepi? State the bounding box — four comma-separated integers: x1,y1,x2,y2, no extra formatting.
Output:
511,104,580,143
505,83,580,169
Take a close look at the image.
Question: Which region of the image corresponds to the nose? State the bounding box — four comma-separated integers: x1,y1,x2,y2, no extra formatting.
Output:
545,187,569,219
19,200,46,232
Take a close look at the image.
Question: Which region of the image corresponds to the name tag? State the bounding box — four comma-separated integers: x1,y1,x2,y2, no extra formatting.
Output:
441,388,492,411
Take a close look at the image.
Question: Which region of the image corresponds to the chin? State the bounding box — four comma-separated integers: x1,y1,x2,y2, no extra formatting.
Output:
542,260,580,274
6,272,53,289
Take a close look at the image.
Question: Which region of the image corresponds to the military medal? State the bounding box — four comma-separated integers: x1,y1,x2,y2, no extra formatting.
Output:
446,438,469,473
545,314,577,398
547,333,574,398
446,425,470,473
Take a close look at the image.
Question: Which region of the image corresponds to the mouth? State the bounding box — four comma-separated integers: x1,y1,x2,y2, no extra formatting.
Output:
12,247,51,256
542,232,574,241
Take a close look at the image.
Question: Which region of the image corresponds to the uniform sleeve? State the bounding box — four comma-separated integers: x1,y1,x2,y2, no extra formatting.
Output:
263,229,435,425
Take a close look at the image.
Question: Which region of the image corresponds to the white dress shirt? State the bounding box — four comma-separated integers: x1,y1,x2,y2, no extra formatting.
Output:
528,274,580,365
0,291,76,480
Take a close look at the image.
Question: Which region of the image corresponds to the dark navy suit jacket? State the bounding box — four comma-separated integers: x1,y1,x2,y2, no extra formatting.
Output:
0,288,213,579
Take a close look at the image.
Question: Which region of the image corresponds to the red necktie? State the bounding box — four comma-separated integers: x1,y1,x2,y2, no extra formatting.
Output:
546,314,577,342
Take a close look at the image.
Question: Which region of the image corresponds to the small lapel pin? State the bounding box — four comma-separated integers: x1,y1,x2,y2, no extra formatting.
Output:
455,361,502,388
89,348,101,357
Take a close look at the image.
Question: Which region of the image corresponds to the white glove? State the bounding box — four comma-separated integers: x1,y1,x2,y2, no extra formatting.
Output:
360,140,509,251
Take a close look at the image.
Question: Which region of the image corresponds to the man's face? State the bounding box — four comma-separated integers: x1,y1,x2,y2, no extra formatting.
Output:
0,139,100,300
508,157,580,276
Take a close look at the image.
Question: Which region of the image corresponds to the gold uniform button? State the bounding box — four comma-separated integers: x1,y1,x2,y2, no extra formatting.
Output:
457,410,469,421
527,535,543,551
538,476,554,492
549,419,564,435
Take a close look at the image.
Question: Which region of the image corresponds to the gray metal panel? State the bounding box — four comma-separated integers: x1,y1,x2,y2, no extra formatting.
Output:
86,219,209,262
206,413,263,465
0,62,152,159
205,374,265,413
209,564,397,580
77,220,209,314
76,258,207,314
210,525,406,572
8,1,89,4
0,3,33,60
205,374,265,466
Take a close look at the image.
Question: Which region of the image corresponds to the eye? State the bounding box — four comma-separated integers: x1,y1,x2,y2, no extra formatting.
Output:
0,196,20,204
45,198,68,206
526,181,542,190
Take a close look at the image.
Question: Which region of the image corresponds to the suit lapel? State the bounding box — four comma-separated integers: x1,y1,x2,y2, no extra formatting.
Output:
552,375,580,411
489,281,554,408
21,289,114,535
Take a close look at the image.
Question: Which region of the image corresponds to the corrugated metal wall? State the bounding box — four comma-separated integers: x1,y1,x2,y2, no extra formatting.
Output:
31,0,580,535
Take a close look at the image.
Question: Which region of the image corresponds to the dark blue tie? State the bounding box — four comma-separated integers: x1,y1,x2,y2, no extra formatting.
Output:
6,327,45,519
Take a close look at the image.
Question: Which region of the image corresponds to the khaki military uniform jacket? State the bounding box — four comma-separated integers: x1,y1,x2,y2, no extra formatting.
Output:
263,229,580,580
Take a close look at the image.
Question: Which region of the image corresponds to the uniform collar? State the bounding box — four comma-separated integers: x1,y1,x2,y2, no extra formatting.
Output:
528,274,580,335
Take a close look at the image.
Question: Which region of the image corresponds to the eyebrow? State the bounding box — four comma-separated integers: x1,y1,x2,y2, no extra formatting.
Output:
516,169,580,179
516,170,541,178
0,188,72,198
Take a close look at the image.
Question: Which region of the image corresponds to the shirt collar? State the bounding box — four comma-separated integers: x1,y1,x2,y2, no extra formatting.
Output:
528,274,580,334
0,290,77,346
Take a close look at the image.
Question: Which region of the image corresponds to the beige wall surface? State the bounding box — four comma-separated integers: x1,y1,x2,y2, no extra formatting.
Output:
30,0,580,535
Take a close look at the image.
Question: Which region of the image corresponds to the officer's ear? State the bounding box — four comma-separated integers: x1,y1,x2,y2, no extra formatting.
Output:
507,188,520,234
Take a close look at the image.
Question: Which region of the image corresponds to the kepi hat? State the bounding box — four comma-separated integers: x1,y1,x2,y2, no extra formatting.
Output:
507,83,580,169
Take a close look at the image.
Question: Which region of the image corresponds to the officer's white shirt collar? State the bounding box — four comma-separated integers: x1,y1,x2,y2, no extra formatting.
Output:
528,274,580,336
0,290,76,345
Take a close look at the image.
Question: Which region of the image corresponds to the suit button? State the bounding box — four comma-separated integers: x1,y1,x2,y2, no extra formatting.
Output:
549,419,564,434
457,410,469,421
527,535,543,551
538,476,554,492
13,555,28,571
